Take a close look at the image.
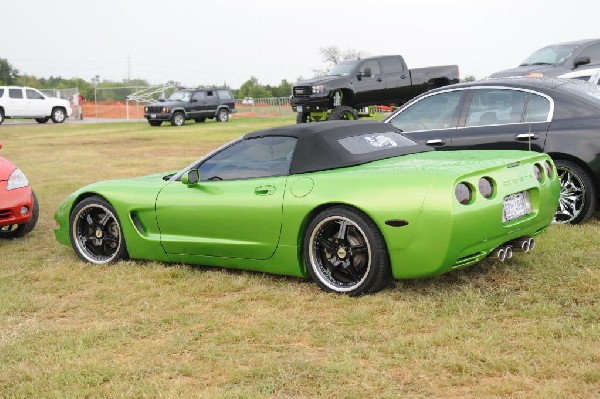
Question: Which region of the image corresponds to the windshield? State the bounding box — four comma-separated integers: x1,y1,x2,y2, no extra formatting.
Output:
520,45,578,66
168,90,192,102
326,60,359,76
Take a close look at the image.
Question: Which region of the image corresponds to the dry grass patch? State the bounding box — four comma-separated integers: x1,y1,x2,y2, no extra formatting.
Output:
0,117,599,398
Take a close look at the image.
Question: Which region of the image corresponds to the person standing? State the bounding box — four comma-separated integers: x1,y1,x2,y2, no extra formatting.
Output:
73,91,84,120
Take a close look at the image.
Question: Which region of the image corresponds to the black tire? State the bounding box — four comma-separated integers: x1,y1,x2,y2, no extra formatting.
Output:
149,121,162,127
216,109,229,122
554,160,596,224
0,191,39,239
170,112,185,126
0,109,4,125
303,206,391,296
328,106,359,121
35,117,50,124
69,196,128,264
194,117,206,123
51,107,66,123
296,112,309,124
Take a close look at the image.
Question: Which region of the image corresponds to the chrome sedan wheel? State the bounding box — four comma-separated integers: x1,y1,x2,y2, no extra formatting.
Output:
553,160,596,224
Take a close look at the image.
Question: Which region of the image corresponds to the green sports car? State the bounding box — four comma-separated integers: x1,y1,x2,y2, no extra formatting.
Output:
55,121,560,295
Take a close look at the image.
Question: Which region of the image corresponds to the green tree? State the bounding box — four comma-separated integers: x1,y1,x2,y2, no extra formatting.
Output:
461,75,476,82
237,76,273,99
0,58,19,85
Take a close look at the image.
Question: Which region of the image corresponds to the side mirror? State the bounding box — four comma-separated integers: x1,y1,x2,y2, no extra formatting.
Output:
181,169,200,186
574,56,591,68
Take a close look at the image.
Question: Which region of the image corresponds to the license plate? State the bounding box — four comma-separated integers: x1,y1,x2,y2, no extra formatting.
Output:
297,106,303,112
503,191,532,223
151,114,157,119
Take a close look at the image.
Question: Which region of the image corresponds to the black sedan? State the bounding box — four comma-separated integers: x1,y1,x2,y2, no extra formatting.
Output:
383,77,600,224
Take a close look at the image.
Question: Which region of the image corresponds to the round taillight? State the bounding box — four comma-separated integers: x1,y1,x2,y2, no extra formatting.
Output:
455,182,473,205
534,163,543,182
544,161,553,178
478,177,494,199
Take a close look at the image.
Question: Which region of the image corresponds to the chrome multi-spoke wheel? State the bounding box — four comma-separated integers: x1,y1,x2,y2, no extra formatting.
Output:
216,109,229,122
553,160,596,224
70,197,127,264
304,207,391,295
51,108,66,123
171,112,185,126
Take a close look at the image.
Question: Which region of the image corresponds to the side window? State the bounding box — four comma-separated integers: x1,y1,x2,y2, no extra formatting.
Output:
198,136,297,181
577,43,600,65
380,57,405,74
9,88,23,99
192,91,206,101
359,60,382,76
217,90,232,100
26,89,44,99
465,89,527,126
389,91,462,132
206,90,215,100
524,94,551,122
572,75,593,82
0,89,4,97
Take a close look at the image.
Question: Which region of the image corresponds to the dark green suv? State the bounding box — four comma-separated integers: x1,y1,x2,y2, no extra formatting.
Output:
144,88,236,126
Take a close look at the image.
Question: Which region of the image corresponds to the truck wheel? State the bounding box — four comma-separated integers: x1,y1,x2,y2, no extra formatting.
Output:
296,112,310,124
51,107,66,123
0,109,4,125
216,109,229,122
170,112,185,126
329,106,359,121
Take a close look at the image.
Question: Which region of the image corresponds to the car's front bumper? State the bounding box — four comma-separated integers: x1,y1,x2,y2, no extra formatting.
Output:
290,94,331,112
144,113,173,121
0,184,33,227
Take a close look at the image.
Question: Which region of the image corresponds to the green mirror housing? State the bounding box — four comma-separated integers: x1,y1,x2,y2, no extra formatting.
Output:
182,169,200,186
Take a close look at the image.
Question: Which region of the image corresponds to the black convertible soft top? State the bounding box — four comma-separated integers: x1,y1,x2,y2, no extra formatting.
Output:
244,121,432,174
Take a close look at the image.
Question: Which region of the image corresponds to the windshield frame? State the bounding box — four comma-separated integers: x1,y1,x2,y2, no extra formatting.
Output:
326,60,360,76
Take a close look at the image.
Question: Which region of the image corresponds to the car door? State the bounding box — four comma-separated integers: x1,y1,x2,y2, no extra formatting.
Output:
202,90,219,117
155,136,297,260
25,88,48,116
353,59,386,106
188,91,205,118
6,88,26,117
380,56,411,103
386,89,466,146
446,88,551,152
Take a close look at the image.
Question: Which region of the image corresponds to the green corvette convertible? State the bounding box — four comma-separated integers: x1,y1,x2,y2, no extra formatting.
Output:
55,121,560,295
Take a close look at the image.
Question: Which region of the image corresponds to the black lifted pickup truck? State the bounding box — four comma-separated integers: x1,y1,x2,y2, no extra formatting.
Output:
290,55,459,123
144,88,236,127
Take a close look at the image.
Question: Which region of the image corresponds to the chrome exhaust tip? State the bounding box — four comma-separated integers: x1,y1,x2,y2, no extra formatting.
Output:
504,246,513,259
509,237,532,253
490,247,507,262
528,238,535,251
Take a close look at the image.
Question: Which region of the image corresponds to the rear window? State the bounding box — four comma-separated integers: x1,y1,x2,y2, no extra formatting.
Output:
217,90,232,100
338,132,417,154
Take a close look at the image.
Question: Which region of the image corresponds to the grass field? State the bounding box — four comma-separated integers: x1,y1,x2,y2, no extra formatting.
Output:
1,117,599,398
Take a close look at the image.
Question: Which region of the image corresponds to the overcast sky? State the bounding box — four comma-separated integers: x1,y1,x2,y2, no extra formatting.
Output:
2,0,599,88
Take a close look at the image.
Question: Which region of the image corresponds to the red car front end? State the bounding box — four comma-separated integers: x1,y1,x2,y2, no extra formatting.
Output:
0,146,38,237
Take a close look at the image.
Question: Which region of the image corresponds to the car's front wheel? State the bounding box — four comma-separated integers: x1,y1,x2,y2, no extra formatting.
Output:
303,206,391,296
0,191,39,239
216,109,229,122
554,160,596,224
69,196,128,264
51,107,66,123
328,106,359,121
170,112,185,126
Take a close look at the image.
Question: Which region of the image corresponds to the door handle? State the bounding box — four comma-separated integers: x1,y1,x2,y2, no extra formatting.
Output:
515,133,539,141
426,139,446,146
254,185,276,196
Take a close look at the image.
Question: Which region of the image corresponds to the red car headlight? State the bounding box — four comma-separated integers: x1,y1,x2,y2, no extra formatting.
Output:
7,168,29,190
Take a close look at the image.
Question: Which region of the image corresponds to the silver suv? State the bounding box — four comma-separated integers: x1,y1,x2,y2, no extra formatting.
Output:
0,86,73,124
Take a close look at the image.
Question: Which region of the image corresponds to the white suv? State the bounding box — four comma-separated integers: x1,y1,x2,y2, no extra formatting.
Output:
0,86,72,124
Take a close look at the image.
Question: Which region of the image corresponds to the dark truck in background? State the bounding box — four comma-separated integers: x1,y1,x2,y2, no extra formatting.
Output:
290,55,459,123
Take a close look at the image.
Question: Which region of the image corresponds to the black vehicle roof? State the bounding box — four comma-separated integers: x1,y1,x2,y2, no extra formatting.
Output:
244,120,432,174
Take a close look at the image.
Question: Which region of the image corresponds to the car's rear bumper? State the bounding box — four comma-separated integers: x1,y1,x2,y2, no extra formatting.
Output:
0,184,33,227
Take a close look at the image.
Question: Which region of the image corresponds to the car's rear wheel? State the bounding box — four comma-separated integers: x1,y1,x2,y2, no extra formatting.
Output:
216,109,229,122
51,107,66,123
554,160,596,224
69,196,128,264
149,121,162,126
0,109,4,125
170,112,185,126
194,117,206,123
303,206,391,296
328,106,359,121
35,117,49,123
0,191,39,239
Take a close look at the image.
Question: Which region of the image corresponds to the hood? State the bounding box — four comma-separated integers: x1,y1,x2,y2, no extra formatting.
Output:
147,100,187,107
489,64,567,78
0,156,17,181
294,75,348,87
